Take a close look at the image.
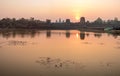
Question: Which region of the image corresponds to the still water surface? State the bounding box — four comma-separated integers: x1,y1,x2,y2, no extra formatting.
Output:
0,30,120,76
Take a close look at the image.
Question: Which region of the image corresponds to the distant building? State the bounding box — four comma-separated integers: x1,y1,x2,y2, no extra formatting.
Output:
62,20,65,23
59,18,61,23
80,17,85,25
66,19,71,24
86,20,90,25
56,20,58,23
46,19,51,24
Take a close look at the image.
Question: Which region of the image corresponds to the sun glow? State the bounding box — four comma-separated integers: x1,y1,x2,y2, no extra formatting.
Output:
73,9,81,21
75,14,80,20
0,0,120,21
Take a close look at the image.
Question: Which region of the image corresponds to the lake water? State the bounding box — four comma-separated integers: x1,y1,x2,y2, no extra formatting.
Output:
0,30,120,76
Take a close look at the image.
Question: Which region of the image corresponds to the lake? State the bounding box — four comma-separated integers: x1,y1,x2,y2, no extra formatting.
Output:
0,30,120,76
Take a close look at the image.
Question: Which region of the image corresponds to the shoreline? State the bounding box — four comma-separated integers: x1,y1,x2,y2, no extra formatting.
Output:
0,26,105,33
0,24,119,34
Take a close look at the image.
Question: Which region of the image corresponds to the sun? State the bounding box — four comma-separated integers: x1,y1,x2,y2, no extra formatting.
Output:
75,15,80,20
72,9,82,21
75,13,80,21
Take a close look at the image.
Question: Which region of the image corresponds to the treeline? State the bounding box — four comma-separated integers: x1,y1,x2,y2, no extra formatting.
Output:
0,17,120,29
0,17,49,29
90,17,120,25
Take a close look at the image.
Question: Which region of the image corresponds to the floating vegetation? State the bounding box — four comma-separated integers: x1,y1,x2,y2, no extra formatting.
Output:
8,40,27,46
82,42,91,44
0,41,8,48
99,43,104,45
114,46,120,49
0,40,38,47
36,57,86,70
100,62,113,68
116,42,120,45
30,42,38,45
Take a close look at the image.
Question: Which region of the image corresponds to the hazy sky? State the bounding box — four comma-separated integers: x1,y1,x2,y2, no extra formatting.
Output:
0,0,120,22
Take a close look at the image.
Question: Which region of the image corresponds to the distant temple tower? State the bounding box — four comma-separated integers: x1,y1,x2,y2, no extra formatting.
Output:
80,17,85,25
66,19,71,24
59,18,61,23
46,19,51,24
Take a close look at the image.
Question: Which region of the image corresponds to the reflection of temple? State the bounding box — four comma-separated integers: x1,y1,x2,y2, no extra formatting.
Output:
0,30,119,40
94,33,102,38
66,31,70,38
80,32,85,40
46,30,51,38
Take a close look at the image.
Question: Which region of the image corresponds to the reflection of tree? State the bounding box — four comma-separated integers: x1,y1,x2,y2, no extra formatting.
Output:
31,30,36,38
46,30,51,38
86,33,89,37
1,31,11,39
112,34,118,39
66,31,70,38
0,30,39,39
80,32,85,40
94,33,102,38
20,31,26,38
12,31,16,38
107,32,120,39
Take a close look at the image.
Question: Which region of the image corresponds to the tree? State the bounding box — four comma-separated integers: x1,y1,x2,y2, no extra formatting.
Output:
94,17,103,24
114,17,118,22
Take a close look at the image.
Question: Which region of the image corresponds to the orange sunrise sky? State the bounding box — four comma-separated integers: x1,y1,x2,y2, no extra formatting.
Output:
0,0,120,22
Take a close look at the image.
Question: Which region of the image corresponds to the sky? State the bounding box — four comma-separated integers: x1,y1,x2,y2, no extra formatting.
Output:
0,0,120,22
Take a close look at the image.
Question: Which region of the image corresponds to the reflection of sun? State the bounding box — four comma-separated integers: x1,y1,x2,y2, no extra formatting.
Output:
76,33,79,38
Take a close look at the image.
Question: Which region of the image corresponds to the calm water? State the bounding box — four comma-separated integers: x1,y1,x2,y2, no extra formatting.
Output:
0,30,120,76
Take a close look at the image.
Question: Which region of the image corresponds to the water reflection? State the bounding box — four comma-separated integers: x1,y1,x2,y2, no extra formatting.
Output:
108,33,120,39
86,33,90,37
46,30,51,38
0,30,120,40
80,32,85,40
66,31,70,38
31,31,37,38
94,33,102,38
